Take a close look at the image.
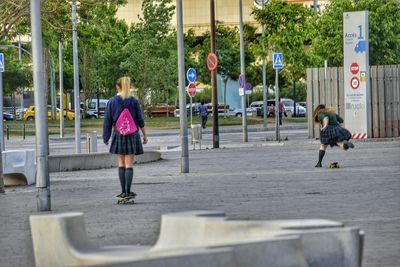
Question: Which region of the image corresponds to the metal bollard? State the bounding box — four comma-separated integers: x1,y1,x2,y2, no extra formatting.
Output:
23,124,26,140
86,131,98,153
6,125,9,140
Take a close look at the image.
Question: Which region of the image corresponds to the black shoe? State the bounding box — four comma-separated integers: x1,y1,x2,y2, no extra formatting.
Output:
116,193,126,199
347,141,355,149
315,162,322,168
126,192,136,199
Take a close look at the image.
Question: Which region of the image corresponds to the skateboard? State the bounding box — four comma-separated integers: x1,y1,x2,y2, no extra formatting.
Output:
329,162,340,168
117,196,135,205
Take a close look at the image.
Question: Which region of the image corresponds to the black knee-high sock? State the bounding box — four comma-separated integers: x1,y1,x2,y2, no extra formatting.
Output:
318,150,326,164
125,168,134,194
118,167,126,194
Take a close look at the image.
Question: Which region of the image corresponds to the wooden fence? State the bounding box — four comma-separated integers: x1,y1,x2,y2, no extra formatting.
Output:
307,65,400,139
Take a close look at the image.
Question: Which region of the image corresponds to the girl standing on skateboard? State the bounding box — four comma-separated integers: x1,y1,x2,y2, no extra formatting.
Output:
103,77,148,200
313,104,354,167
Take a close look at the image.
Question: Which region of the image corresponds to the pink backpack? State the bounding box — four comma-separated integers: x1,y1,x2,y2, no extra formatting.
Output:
116,108,138,135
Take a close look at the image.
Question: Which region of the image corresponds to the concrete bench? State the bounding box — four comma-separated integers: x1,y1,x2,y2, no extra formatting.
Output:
30,211,364,267
2,149,36,186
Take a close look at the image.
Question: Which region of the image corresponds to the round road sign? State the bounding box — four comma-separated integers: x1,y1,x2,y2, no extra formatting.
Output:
350,62,359,75
238,74,244,88
186,83,197,97
207,53,218,71
351,77,360,90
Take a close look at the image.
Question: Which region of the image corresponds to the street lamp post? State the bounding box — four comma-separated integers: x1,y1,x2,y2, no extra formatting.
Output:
72,0,81,154
239,0,248,142
177,0,189,173
30,0,51,211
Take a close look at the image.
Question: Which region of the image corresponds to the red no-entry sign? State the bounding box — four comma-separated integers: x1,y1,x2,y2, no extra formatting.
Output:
350,62,359,75
186,83,196,97
207,53,218,71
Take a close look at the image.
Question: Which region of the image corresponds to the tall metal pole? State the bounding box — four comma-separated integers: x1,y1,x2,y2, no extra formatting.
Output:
262,1,267,133
31,0,51,211
96,62,100,118
190,96,193,126
275,69,280,142
313,0,318,12
59,35,64,138
0,72,4,151
177,0,189,173
239,0,248,142
49,50,56,120
72,0,81,153
210,0,219,148
0,71,3,192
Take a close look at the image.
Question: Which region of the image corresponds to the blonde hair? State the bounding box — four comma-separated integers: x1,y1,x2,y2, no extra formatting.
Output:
116,77,131,100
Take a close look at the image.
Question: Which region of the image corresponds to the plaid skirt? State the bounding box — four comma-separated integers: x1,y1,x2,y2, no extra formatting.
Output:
109,131,144,155
320,125,352,147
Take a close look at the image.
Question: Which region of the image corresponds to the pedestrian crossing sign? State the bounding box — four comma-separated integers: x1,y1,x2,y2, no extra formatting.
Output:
273,53,283,69
0,53,4,72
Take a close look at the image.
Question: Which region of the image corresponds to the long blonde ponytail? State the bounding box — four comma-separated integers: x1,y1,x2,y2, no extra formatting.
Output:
117,76,131,100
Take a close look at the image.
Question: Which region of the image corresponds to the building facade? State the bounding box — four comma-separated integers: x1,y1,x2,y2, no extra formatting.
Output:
116,0,329,34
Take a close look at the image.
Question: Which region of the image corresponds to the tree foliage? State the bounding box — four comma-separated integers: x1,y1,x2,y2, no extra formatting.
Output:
253,0,317,81
312,0,400,66
120,0,177,107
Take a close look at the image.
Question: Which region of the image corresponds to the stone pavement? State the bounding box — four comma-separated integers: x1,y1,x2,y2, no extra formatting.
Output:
0,137,399,267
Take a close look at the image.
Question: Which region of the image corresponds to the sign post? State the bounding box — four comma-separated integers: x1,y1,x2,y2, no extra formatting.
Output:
273,52,283,142
343,11,370,139
207,51,219,148
0,53,4,152
186,69,197,126
186,83,197,125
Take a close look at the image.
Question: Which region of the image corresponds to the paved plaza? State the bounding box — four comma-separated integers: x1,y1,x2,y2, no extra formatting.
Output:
1,129,399,267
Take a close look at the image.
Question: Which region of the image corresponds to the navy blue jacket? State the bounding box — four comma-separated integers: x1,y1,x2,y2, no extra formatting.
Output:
103,95,145,143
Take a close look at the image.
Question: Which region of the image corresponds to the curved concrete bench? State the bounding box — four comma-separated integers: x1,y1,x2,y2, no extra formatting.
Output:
2,149,36,186
154,211,364,267
30,211,364,267
48,151,161,172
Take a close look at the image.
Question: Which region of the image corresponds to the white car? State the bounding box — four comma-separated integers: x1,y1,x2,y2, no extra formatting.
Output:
281,98,306,117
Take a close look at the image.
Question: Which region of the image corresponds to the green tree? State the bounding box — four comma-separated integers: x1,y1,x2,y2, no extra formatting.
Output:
252,0,317,81
120,0,177,109
312,0,400,66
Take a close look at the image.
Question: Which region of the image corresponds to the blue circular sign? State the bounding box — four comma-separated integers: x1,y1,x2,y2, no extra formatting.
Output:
238,74,244,88
187,68,197,83
245,83,252,90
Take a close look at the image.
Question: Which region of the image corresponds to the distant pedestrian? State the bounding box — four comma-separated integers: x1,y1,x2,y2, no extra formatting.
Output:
313,104,354,167
103,77,148,201
278,98,285,125
200,101,208,129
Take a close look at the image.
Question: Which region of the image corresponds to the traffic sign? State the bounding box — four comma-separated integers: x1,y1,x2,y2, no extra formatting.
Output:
245,83,252,91
0,53,4,72
207,53,218,71
350,62,359,75
239,88,244,96
273,53,283,69
186,83,197,97
351,77,360,90
187,68,196,83
238,74,244,88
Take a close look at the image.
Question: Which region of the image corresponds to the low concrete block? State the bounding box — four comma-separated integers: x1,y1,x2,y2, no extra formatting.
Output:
30,211,364,267
2,149,36,186
48,151,161,172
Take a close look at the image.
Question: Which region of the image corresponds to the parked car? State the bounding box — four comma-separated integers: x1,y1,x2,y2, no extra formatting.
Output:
249,101,275,117
3,112,13,121
280,98,306,117
23,105,75,121
229,107,253,118
85,99,109,119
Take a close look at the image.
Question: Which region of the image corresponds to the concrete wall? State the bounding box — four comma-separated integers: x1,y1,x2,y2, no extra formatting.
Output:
48,151,161,173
